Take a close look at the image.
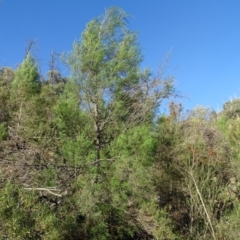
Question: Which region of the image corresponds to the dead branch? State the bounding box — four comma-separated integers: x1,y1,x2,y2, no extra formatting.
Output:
24,187,62,197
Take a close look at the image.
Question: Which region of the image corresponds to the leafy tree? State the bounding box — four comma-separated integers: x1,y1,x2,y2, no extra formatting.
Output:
12,54,41,100
222,98,240,120
9,54,41,142
0,68,13,141
62,6,175,239
65,6,174,163
2,56,62,191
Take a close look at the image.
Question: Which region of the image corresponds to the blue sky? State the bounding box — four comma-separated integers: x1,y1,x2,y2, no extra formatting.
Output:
0,0,240,111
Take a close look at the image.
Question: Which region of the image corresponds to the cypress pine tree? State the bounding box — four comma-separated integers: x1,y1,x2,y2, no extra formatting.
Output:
63,7,175,238
12,54,40,100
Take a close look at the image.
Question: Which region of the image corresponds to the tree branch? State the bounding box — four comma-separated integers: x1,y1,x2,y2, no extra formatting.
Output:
24,187,62,197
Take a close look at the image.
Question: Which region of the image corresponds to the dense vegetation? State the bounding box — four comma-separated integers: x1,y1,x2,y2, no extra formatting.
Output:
0,7,240,239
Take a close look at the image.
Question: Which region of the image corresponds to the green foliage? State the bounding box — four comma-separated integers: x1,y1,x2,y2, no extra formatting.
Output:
0,69,12,125
54,80,83,138
215,204,240,239
222,98,240,120
62,134,95,166
68,7,142,84
111,125,157,165
9,54,43,144
40,167,58,187
65,7,144,145
0,123,7,141
0,182,61,239
12,54,41,100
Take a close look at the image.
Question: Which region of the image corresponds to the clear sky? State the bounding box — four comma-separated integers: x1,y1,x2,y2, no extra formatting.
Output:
0,0,240,111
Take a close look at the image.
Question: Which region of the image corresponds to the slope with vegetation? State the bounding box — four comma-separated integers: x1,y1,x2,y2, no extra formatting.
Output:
0,7,240,240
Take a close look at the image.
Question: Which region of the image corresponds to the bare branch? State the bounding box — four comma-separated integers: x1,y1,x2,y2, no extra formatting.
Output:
24,187,62,197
